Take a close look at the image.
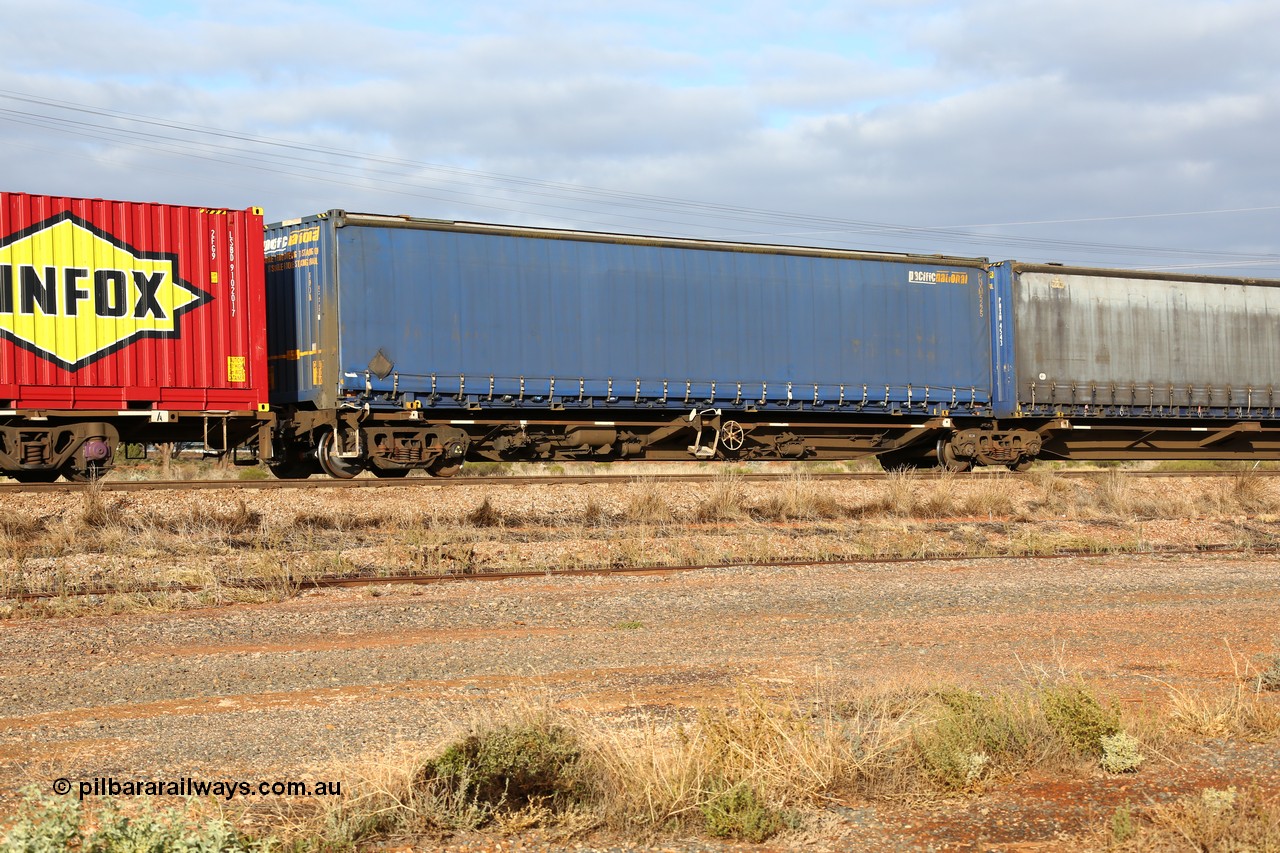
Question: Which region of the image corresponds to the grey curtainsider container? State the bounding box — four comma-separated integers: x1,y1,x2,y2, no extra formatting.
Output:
994,262,1280,417
265,212,995,417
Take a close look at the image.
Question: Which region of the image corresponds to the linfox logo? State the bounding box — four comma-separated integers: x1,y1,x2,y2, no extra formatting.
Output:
0,213,210,370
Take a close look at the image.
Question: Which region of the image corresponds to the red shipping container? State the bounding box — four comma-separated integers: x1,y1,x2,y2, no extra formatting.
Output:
0,192,267,411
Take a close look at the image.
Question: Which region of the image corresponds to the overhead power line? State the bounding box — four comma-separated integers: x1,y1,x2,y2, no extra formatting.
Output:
0,89,1277,271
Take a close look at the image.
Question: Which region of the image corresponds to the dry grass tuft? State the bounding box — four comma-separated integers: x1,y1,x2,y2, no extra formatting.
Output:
856,469,918,518
466,497,505,528
203,498,262,535
1227,468,1280,514
0,514,48,540
1092,470,1135,517
581,682,911,838
754,474,845,521
1104,787,1280,851
959,472,1017,519
693,473,748,522
1161,649,1280,740
1166,682,1280,741
287,510,382,532
625,479,676,524
1256,655,1280,693
917,470,960,519
80,481,128,529
580,497,609,526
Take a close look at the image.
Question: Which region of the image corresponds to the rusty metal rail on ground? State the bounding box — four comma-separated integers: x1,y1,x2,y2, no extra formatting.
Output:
6,543,1274,603
1,468,1276,493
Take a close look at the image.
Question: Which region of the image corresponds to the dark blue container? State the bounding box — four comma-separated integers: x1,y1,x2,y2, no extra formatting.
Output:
265,213,994,417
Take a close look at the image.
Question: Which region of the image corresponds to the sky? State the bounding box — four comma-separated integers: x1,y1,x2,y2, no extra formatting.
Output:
1,0,1279,274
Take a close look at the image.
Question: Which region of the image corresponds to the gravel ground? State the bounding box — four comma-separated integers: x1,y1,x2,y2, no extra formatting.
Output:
2,538,1279,850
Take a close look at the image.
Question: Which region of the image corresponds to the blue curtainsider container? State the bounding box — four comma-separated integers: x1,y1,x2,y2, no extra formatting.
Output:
264,212,995,417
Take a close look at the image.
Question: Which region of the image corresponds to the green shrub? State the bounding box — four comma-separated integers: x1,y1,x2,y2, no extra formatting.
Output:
1,788,82,853
701,783,782,843
0,787,260,852
86,800,257,852
1099,732,1145,773
415,720,586,825
1041,684,1121,757
914,689,1032,791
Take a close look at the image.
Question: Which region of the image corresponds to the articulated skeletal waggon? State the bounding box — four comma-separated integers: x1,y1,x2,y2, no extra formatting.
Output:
3,190,1280,481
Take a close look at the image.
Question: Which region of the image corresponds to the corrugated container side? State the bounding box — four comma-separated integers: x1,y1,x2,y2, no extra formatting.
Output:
0,192,267,411
1012,266,1280,414
269,213,994,414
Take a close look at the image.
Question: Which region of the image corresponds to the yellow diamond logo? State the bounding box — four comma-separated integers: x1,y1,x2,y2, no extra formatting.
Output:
0,213,210,370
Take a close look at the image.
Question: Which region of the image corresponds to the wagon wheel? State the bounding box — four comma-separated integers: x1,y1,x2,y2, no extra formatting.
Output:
317,430,364,480
428,459,462,478
937,440,972,473
720,420,745,452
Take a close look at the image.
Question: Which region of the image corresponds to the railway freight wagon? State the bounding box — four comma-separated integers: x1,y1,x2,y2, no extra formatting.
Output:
0,192,271,481
263,212,996,477
970,262,1280,467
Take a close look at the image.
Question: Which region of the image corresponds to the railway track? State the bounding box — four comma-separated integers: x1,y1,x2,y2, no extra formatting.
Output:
7,542,1273,602
1,467,1275,493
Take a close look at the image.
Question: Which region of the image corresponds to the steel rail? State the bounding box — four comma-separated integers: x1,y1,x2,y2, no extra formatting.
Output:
6,543,1273,602
1,468,1276,493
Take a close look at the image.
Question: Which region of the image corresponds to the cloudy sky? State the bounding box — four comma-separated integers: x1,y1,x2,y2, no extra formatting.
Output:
2,0,1279,274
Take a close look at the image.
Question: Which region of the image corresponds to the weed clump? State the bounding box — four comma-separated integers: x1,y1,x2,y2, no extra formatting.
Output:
1102,787,1280,850
0,786,260,852
465,497,504,528
693,474,747,522
1041,683,1122,758
1099,732,1145,773
624,481,673,524
414,720,587,826
913,689,1033,791
80,484,126,530
1110,803,1135,844
701,782,783,842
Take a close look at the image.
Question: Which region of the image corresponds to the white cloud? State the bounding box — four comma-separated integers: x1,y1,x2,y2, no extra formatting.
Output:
1,0,1278,272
